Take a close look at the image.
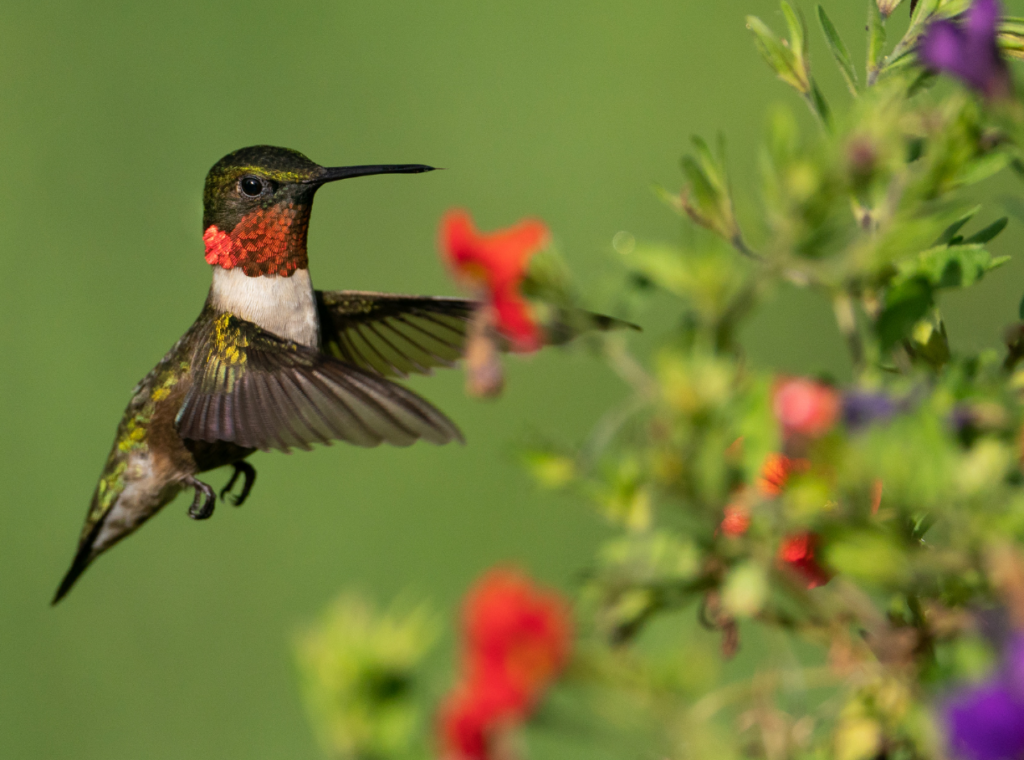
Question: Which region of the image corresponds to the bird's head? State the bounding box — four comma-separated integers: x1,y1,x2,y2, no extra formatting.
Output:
201,145,435,277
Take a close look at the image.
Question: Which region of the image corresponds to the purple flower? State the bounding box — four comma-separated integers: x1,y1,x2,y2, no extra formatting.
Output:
918,0,1011,100
943,634,1024,760
842,391,898,430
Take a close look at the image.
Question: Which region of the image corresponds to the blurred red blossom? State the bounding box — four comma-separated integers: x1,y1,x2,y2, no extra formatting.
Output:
773,378,840,439
439,568,572,760
779,532,831,589
720,503,752,537
757,452,810,497
720,453,809,537
440,210,549,353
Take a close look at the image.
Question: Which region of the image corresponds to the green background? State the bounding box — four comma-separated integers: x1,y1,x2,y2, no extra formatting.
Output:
1,1,1022,758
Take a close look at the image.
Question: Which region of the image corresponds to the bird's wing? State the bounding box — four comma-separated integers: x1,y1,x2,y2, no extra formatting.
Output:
176,312,462,452
316,289,640,379
316,290,475,378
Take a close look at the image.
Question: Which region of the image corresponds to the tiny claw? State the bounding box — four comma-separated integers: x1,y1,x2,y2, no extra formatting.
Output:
219,461,256,507
186,476,216,520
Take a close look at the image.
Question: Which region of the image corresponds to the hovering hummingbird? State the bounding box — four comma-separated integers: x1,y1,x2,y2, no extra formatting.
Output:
54,145,621,603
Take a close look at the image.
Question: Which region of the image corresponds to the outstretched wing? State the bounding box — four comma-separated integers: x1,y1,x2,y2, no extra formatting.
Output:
316,290,640,379
316,290,474,378
176,312,462,452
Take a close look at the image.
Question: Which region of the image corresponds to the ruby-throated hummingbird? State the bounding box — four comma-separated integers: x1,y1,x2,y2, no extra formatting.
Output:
54,145,618,604
54,145,622,602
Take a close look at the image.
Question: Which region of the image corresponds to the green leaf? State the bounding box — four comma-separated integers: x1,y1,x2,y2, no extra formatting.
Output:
818,5,858,95
746,15,808,92
808,80,832,127
934,0,972,21
964,217,1009,244
826,530,911,586
957,152,1013,187
933,206,980,245
877,277,932,351
681,156,719,210
1018,291,1024,320
906,68,938,97
652,184,684,214
910,0,939,27
867,0,887,83
894,244,1009,289
691,135,725,192
781,1,808,66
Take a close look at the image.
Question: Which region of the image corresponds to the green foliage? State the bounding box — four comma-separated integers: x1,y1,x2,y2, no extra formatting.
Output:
294,595,440,760
295,2,1024,759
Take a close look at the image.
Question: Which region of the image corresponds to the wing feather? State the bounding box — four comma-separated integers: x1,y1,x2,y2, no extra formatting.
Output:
317,291,475,378
176,312,462,452
317,289,639,379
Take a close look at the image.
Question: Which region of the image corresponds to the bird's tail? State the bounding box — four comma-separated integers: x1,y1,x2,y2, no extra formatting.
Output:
52,521,104,604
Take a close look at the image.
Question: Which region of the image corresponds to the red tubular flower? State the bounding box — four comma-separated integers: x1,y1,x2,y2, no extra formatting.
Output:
438,568,572,760
720,503,751,537
441,210,549,353
461,568,571,713
719,453,810,536
439,682,513,760
773,378,840,439
779,531,831,589
757,452,810,497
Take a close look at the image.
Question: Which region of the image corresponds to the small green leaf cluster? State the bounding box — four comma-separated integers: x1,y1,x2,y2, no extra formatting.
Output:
294,594,441,760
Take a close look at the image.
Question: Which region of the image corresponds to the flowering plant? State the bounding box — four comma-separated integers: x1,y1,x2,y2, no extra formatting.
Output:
294,1,1024,759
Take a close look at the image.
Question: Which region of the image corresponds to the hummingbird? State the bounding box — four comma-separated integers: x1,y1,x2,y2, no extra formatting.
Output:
53,145,621,604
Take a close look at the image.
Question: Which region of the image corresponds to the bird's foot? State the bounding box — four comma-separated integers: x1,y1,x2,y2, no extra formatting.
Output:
185,476,216,520
220,462,256,507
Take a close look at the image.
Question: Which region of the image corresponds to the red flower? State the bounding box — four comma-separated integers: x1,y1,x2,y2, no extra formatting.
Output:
779,531,831,589
441,210,549,353
438,682,513,760
757,453,809,497
773,378,840,439
720,503,751,537
719,454,810,536
462,568,571,713
438,568,572,760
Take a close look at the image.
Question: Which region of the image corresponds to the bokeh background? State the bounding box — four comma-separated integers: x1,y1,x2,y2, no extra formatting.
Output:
2,1,1024,758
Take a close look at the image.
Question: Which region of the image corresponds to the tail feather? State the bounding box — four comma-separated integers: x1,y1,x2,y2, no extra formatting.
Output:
52,521,104,605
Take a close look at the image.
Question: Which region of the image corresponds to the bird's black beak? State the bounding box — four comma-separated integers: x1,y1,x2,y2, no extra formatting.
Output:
311,164,438,185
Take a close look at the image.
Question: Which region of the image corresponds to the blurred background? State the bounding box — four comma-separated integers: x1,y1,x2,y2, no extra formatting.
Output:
2,1,1023,757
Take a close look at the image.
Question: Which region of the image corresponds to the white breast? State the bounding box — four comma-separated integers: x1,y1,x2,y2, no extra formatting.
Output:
209,267,320,348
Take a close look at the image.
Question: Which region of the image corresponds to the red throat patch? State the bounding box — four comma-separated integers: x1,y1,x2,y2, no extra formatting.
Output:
204,203,309,277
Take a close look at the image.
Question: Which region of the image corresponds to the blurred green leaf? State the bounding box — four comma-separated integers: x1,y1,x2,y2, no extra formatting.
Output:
294,594,440,760
746,15,809,93
867,1,887,83
958,152,1012,187
818,5,859,95
809,81,832,127
933,206,980,246
910,0,940,26
827,530,911,586
722,561,768,617
877,278,932,351
893,244,1009,289
964,217,1008,245
781,1,808,68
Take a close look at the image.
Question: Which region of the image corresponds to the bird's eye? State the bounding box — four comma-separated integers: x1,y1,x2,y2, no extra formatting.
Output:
239,176,264,197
